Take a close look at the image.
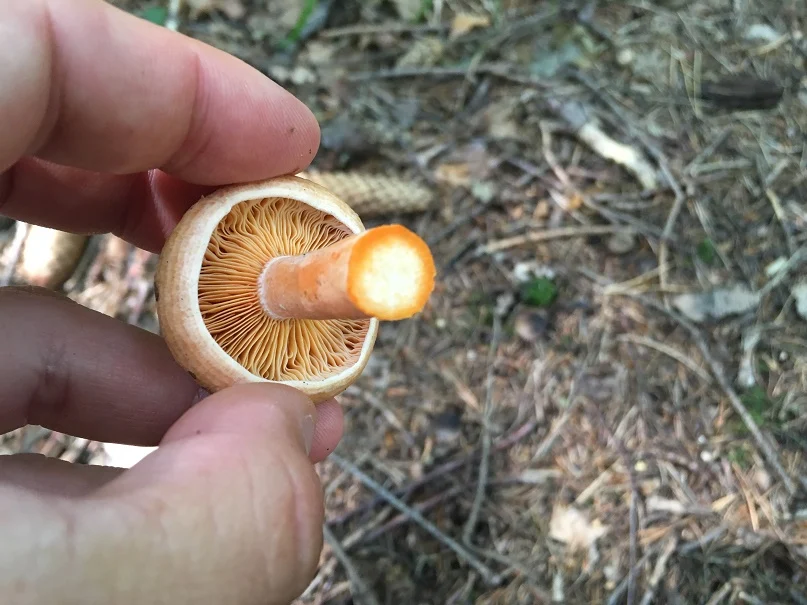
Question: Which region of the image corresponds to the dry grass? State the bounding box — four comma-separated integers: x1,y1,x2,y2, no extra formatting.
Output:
3,0,807,603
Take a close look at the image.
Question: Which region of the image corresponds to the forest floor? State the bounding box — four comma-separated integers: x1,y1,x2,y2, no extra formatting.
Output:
2,1,807,603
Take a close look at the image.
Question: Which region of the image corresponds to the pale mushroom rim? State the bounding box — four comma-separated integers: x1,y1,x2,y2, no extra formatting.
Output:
157,176,380,396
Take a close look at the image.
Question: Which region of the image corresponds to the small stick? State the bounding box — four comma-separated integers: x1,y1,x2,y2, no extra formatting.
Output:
477,224,636,255
589,400,641,605
617,333,713,383
639,536,678,605
165,0,182,31
259,225,435,321
645,295,797,496
328,453,502,585
348,387,416,447
569,69,687,304
704,581,733,605
322,524,381,605
349,485,464,548
546,99,658,190
327,419,538,527
583,270,799,496
765,188,796,256
321,22,447,37
462,312,502,544
758,244,807,298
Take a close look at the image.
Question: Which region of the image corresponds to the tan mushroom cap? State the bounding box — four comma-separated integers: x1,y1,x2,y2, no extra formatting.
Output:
155,176,382,403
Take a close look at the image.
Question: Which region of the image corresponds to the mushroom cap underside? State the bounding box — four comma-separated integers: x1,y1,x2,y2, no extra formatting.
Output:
155,176,380,402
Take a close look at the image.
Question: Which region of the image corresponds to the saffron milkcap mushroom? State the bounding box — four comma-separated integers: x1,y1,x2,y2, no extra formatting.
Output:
155,175,436,403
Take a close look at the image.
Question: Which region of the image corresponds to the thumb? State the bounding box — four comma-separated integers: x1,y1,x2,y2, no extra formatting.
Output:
52,384,323,605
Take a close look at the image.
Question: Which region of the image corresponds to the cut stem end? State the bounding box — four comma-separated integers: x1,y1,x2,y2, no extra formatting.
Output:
259,225,436,321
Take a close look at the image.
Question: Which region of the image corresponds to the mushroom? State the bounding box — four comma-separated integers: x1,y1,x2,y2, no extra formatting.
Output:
155,175,435,402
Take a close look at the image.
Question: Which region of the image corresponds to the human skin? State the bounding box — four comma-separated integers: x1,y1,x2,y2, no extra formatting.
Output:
0,1,342,603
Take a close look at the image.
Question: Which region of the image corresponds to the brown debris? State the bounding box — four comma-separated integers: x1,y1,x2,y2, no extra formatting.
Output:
699,76,785,111
16,226,89,289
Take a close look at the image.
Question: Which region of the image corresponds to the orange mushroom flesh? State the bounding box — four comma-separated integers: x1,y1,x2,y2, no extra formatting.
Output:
259,224,435,322
195,195,434,384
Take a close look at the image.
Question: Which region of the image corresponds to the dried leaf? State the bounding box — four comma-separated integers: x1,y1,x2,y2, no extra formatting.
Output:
484,98,521,140
744,23,782,43
518,468,561,484
17,227,88,289
606,232,636,255
186,0,245,19
549,505,608,551
450,13,491,39
646,496,686,515
672,283,761,322
435,163,470,187
396,36,444,68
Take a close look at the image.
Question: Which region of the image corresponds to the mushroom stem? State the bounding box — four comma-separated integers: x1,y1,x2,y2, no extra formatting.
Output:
258,224,435,322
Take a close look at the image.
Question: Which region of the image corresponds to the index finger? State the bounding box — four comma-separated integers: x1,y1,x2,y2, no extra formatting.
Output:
0,0,320,249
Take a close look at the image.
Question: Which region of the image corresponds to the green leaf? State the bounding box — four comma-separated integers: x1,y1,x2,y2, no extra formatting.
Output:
728,444,752,469
139,6,168,25
740,385,770,425
696,238,717,264
286,0,318,43
521,277,558,308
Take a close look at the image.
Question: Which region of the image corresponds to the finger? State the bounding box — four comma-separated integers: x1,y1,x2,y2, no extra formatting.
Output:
1,0,319,178
1,384,326,605
0,286,344,457
0,285,201,444
1,162,217,253
0,0,320,243
0,396,340,496
0,454,123,497
308,398,344,462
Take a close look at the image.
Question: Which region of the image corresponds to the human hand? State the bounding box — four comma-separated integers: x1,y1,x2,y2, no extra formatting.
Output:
0,1,338,603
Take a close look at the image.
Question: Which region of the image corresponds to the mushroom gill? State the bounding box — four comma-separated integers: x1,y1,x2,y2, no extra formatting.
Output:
197,196,371,382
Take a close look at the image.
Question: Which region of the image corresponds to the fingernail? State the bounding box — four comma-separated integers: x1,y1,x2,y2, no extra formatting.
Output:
302,414,315,455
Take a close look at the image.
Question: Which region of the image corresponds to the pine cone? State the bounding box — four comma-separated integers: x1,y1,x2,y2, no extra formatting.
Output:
298,170,434,217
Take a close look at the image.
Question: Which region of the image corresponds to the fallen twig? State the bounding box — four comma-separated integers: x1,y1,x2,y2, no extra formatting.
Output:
569,69,687,303
758,244,807,298
322,524,381,605
349,485,464,548
463,312,502,544
582,270,799,497
328,452,503,585
328,419,538,527
477,225,636,255
165,0,182,31
321,21,448,38
546,99,658,190
765,188,797,257
606,549,655,605
588,398,641,605
639,536,678,605
617,333,713,384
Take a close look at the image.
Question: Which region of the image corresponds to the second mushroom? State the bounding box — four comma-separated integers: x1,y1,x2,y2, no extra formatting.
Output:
155,175,436,402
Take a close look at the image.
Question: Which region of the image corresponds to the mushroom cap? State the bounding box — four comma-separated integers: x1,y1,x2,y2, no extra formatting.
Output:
155,175,379,403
